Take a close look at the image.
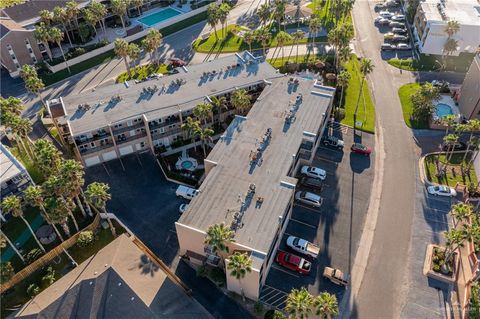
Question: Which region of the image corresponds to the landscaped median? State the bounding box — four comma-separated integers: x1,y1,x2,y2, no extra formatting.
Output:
387,52,475,72
423,152,477,188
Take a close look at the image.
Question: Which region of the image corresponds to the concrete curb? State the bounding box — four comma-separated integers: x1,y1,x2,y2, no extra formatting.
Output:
419,150,468,187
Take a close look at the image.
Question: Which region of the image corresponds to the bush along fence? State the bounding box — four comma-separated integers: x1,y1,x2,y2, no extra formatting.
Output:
0,214,100,293
44,6,208,74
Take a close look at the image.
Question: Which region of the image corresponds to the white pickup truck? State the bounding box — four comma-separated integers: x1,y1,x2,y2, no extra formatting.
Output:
286,236,320,259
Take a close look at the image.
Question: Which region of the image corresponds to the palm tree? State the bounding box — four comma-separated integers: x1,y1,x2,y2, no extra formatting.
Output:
257,3,271,26
218,3,231,38
85,182,117,237
33,139,61,177
444,228,468,270
207,4,220,41
44,174,80,232
231,89,251,114
444,133,459,166
44,197,72,237
338,45,352,70
0,229,24,263
128,43,141,71
336,70,350,109
111,0,129,34
257,28,272,56
227,252,252,301
9,116,34,161
210,95,227,122
309,17,321,49
66,0,80,38
441,113,457,136
33,23,52,61
142,28,162,65
242,31,255,52
204,223,235,253
53,6,73,47
450,202,472,224
39,9,52,25
2,196,46,252
114,38,131,77
313,292,339,319
462,119,480,169
83,8,100,39
49,27,71,73
24,185,65,242
291,30,305,62
275,31,292,61
444,20,460,38
273,0,286,31
20,65,46,106
131,0,144,16
442,38,458,70
0,96,23,120
59,159,88,218
353,58,374,130
181,116,201,148
195,126,214,158
411,83,440,123
193,102,213,127
89,2,108,40
285,287,313,319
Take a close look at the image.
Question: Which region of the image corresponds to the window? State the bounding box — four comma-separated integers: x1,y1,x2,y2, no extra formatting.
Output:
14,63,20,69
90,142,95,147
32,57,37,63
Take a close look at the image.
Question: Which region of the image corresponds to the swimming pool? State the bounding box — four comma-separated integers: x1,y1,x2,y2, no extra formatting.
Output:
138,8,182,27
435,103,454,118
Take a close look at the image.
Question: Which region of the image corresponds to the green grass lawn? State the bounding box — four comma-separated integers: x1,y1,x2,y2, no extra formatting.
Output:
267,53,326,69
397,83,429,129
116,63,170,83
388,53,475,73
341,56,376,133
192,24,327,53
424,153,478,187
0,0,24,8
38,11,207,87
308,0,352,31
1,221,126,318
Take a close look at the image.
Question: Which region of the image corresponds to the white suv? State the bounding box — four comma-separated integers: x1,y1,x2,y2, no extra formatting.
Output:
301,166,327,180
176,185,199,200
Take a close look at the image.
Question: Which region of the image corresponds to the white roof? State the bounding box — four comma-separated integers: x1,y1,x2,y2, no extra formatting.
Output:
420,0,480,25
0,143,27,183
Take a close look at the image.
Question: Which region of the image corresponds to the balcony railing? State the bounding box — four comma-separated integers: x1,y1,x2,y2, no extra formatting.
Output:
151,127,183,139
112,122,145,135
149,116,180,130
79,142,114,155
116,132,147,145
75,132,110,146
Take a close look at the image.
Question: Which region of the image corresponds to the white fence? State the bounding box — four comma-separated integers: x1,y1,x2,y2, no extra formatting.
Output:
45,6,208,74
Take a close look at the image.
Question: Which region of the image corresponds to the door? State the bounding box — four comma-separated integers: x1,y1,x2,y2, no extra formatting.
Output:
119,145,134,155
102,151,117,161
84,156,101,167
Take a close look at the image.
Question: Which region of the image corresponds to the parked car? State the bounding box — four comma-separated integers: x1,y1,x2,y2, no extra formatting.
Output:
301,166,327,180
374,16,390,25
432,80,450,87
389,21,405,28
286,236,320,259
167,69,180,75
323,267,349,287
300,177,323,189
147,73,163,80
441,141,467,151
379,11,393,18
381,43,396,51
322,135,344,149
396,43,412,50
392,27,407,34
179,203,188,214
176,185,199,200
351,143,372,156
385,0,398,7
276,251,311,275
374,2,387,10
295,191,323,207
384,32,395,41
391,14,406,21
427,185,457,197
392,34,409,42
169,57,187,67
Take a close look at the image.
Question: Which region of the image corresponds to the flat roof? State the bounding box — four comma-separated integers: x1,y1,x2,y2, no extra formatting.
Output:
178,78,335,253
0,143,27,183
420,0,480,25
61,53,281,136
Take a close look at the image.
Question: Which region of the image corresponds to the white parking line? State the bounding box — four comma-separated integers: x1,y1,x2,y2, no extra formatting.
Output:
294,203,323,213
426,196,453,204
270,265,300,278
289,218,317,229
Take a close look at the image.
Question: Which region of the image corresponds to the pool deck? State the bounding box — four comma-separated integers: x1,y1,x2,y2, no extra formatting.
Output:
432,94,461,122
133,6,189,28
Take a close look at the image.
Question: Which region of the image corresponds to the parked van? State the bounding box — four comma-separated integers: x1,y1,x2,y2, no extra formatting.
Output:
176,185,199,200
301,177,323,190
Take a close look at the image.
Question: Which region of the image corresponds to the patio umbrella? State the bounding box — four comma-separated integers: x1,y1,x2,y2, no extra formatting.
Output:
314,60,325,69
326,73,337,81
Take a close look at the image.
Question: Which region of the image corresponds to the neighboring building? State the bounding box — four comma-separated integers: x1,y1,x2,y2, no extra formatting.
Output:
458,54,480,119
48,53,282,167
412,0,480,56
175,77,335,300
12,234,212,318
0,143,34,199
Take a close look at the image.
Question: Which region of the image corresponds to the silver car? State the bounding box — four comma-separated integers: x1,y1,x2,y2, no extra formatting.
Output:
295,191,323,207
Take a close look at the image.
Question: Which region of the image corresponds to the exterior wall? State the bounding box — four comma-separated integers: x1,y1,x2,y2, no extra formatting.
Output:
0,171,33,198
1,30,44,77
458,55,480,119
226,263,260,300
175,222,208,261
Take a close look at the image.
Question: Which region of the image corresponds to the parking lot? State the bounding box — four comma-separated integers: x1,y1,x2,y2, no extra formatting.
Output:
260,124,375,309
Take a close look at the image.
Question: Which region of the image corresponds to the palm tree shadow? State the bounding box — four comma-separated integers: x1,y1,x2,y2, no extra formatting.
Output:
137,254,160,277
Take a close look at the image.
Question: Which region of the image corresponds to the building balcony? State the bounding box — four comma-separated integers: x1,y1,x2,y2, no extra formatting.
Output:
112,122,145,135
116,132,147,145
151,127,183,140
149,116,180,130
75,132,110,146
79,142,114,155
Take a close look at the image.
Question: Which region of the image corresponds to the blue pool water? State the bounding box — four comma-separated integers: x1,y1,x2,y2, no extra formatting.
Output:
138,8,182,26
181,160,193,169
435,103,454,118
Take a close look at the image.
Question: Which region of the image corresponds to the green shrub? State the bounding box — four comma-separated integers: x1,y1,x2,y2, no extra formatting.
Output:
41,266,56,287
432,264,441,272
77,230,95,247
254,302,265,314
334,107,345,121
27,283,40,297
265,309,287,319
196,265,207,277
26,248,44,264
0,262,15,282
209,268,226,285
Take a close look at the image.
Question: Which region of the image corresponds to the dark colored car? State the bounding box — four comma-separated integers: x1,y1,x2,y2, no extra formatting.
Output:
322,135,345,149
351,143,372,156
169,58,187,67
441,141,467,151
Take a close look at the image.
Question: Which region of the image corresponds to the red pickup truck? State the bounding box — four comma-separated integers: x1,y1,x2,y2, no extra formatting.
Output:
276,251,311,275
